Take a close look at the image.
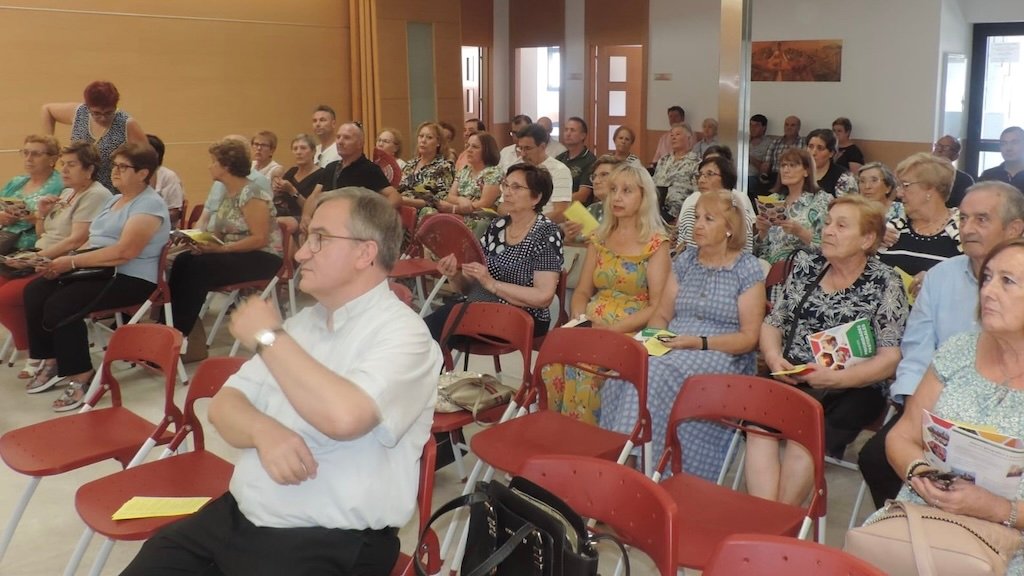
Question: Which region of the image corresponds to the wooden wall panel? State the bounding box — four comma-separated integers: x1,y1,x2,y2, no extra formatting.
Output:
0,1,350,206
376,0,463,158
509,0,564,48
585,0,648,46
461,0,494,47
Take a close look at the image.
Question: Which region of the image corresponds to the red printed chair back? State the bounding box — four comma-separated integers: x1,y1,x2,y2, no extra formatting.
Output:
65,356,246,575
185,203,204,229
0,324,184,564
434,302,534,480
390,214,485,316
703,534,886,576
519,455,679,575
656,374,826,570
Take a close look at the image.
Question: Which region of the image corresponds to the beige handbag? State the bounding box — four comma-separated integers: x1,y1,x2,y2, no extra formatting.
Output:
844,500,1023,575
436,371,515,419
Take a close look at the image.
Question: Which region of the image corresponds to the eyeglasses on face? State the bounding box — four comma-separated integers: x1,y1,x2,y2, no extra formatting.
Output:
697,171,722,180
251,142,273,149
898,180,922,190
377,137,395,145
111,162,137,173
499,180,531,193
305,231,368,253
19,149,52,158
88,108,115,119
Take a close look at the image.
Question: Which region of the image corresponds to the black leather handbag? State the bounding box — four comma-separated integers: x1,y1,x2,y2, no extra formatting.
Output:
416,477,629,576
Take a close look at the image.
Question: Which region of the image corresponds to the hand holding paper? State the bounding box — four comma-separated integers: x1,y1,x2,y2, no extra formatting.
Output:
563,201,599,237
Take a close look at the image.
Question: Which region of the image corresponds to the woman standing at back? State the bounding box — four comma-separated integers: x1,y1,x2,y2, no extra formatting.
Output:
41,81,147,191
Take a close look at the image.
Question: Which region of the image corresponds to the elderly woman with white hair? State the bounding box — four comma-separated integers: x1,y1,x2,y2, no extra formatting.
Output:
543,163,671,424
652,123,700,221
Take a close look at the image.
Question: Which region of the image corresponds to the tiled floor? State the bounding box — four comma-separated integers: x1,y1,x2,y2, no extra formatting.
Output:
0,295,878,575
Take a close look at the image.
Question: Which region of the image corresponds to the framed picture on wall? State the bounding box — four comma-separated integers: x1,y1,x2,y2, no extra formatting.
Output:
751,40,843,82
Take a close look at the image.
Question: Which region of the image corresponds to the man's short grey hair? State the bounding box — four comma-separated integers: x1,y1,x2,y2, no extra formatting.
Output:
965,181,1024,229
317,187,402,271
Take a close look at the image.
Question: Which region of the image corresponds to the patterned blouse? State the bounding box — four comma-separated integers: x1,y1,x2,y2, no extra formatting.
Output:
0,171,63,250
208,183,283,257
70,104,130,191
756,191,831,264
468,213,564,327
454,164,502,203
879,209,961,276
653,151,700,219
766,250,909,376
399,155,455,204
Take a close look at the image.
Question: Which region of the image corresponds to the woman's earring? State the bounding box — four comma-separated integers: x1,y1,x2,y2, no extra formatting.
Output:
726,231,733,238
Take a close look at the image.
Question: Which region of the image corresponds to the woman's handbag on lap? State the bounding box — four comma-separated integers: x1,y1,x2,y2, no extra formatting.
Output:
844,499,1023,576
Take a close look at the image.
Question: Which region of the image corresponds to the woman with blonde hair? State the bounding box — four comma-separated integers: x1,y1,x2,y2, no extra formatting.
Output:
600,189,766,476
375,127,405,168
398,122,455,215
544,163,671,423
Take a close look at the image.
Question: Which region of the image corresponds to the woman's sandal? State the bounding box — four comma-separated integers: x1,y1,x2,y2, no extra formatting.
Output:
52,378,91,412
25,360,60,394
17,358,41,380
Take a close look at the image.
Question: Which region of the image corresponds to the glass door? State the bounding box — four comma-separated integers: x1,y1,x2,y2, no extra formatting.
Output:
966,23,1024,176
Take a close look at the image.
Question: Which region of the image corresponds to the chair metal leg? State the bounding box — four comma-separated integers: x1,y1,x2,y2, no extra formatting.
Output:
0,476,41,562
418,277,448,318
717,429,743,486
62,526,95,576
86,537,115,576
450,431,467,481
849,479,870,529
0,333,12,365
206,290,239,347
6,342,18,367
731,447,747,490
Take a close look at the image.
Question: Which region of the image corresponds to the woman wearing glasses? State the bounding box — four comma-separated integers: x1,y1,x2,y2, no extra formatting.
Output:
675,155,756,252
856,162,904,222
754,148,830,264
0,142,112,381
0,135,64,254
878,153,961,294
41,81,148,190
424,163,563,341
23,142,170,411
168,139,283,357
375,128,405,168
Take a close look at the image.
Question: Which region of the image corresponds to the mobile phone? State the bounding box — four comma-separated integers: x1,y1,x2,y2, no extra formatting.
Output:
655,334,675,342
918,470,958,490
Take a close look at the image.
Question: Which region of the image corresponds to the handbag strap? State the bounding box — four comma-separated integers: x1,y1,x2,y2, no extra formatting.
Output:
414,490,491,576
899,502,939,576
780,258,830,361
463,523,538,576
588,533,631,576
444,300,473,356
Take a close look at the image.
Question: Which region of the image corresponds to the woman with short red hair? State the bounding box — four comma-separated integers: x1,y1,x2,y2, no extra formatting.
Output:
41,80,147,191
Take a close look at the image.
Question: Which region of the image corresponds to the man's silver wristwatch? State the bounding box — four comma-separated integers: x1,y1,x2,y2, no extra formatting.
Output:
254,327,286,353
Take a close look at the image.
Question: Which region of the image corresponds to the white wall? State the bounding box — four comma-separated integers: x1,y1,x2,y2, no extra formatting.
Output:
747,0,941,142
647,0,722,130
938,0,971,139
957,0,1024,23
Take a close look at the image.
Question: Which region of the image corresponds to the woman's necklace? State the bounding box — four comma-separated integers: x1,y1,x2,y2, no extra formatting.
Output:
505,217,534,244
912,209,950,236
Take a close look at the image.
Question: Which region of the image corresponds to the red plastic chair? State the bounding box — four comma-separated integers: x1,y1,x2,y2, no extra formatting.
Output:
655,374,826,571
388,280,416,308
703,534,886,576
0,324,184,564
532,269,569,351
518,455,678,576
389,214,485,317
185,203,204,229
389,437,438,576
434,303,534,480
442,328,650,566
87,241,188,385
64,356,246,575
200,222,296,354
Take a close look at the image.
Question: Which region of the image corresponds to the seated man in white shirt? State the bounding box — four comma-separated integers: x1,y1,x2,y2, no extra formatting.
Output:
147,134,185,228
513,123,572,222
498,114,532,174
121,187,442,576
